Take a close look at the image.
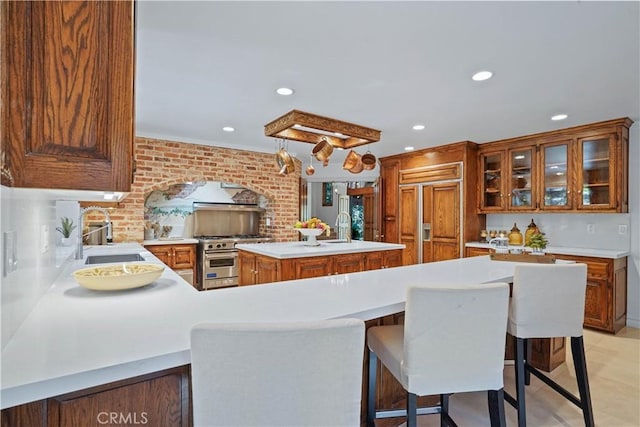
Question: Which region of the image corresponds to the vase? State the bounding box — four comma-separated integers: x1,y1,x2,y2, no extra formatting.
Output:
61,237,73,247
296,228,323,246
530,247,545,255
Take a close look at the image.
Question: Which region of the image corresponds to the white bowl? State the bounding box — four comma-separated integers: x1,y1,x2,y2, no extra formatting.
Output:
73,263,164,291
295,228,324,237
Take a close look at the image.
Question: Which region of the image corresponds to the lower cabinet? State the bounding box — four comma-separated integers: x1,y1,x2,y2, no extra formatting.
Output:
145,244,196,288
1,366,191,427
238,249,404,285
238,252,281,286
464,246,628,334
553,254,627,334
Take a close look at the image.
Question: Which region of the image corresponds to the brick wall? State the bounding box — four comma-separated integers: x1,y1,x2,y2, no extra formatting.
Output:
108,137,301,243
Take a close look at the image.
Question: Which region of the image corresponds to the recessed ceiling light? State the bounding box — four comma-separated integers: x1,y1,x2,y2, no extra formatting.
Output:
276,87,294,96
103,192,115,200
472,70,493,81
412,124,425,130
222,126,235,132
404,146,415,151
551,114,568,121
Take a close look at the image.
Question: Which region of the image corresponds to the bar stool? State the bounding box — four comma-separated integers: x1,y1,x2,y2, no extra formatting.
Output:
190,318,365,427
367,283,510,427
505,263,594,427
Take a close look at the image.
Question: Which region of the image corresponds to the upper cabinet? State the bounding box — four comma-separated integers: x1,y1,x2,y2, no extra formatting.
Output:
477,118,632,213
1,1,135,191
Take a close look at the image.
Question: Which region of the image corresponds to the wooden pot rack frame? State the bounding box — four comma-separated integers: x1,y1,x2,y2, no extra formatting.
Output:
264,109,381,149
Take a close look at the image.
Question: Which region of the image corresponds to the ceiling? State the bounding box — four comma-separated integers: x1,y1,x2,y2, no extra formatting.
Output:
135,1,639,161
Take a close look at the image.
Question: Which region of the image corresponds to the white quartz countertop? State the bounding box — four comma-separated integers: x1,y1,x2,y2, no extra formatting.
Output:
465,242,629,259
236,240,405,259
142,238,199,245
1,245,561,409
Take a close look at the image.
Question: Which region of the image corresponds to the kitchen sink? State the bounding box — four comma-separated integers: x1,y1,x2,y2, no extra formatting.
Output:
85,254,145,264
325,240,351,244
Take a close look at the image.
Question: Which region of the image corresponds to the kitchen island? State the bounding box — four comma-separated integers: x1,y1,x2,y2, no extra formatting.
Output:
236,240,405,285
1,243,565,425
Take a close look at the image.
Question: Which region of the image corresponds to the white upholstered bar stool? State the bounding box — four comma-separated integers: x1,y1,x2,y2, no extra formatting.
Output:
505,263,594,427
190,318,365,427
367,283,510,427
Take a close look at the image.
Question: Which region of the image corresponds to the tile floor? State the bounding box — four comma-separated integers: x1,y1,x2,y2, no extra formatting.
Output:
403,327,640,426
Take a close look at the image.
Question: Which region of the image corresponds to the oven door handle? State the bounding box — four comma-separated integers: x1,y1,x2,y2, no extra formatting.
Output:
204,251,239,260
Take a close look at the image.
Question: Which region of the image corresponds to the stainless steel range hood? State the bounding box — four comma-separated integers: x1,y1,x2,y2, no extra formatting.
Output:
192,203,265,237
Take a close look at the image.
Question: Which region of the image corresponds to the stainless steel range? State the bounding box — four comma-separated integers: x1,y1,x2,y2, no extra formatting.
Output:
197,235,273,290
192,203,273,290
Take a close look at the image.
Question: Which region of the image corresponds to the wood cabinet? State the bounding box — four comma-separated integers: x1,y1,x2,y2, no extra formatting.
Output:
380,142,484,256
464,247,628,334
380,159,400,243
477,118,632,213
238,252,281,286
464,246,491,257
553,254,627,333
1,366,191,427
145,244,196,287
238,249,404,285
1,1,135,191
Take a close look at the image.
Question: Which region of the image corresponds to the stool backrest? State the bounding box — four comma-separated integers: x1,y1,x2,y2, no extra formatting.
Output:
509,263,588,338
402,283,510,396
191,318,365,427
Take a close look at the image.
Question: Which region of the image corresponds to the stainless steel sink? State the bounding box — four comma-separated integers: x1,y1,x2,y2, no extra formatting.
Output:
325,240,351,244
85,253,145,264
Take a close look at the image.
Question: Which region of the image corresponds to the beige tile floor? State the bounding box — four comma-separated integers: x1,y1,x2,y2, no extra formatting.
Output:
409,327,640,427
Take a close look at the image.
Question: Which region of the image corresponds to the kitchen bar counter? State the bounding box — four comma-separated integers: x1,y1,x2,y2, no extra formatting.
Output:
1,245,555,409
465,242,629,259
236,239,405,259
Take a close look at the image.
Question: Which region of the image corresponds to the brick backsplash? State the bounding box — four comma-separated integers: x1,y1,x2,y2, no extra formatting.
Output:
109,137,301,243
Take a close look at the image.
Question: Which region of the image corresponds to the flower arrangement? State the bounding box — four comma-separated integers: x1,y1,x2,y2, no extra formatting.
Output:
294,217,330,235
56,217,77,238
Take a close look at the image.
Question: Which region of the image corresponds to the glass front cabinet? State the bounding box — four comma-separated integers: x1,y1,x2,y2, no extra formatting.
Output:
539,140,573,211
477,117,630,214
576,134,617,211
479,151,505,211
507,146,536,210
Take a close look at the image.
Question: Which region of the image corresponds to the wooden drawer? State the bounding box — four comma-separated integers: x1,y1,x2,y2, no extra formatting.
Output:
553,254,610,279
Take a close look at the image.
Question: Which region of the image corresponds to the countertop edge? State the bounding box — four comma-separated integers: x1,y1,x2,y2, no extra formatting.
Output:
236,241,406,259
464,242,629,259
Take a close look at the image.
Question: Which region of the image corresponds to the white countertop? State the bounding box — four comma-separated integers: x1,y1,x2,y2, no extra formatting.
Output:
465,242,629,259
142,238,199,245
1,245,559,409
236,240,405,259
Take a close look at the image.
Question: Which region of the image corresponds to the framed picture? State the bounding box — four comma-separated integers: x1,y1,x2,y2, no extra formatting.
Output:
322,182,333,206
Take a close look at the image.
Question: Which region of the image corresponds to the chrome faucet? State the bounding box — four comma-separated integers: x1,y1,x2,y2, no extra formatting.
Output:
76,206,112,260
335,211,352,243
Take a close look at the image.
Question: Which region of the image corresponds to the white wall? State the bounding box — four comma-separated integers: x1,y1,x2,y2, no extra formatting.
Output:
627,125,639,327
0,187,66,349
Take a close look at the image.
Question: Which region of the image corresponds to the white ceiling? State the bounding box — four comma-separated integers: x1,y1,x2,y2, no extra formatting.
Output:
135,1,639,160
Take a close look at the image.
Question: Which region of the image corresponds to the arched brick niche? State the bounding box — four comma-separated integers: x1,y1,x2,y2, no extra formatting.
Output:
111,137,301,243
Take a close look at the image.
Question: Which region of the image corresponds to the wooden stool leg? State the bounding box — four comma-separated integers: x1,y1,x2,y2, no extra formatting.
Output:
367,350,377,427
571,337,595,427
488,388,506,427
515,337,528,427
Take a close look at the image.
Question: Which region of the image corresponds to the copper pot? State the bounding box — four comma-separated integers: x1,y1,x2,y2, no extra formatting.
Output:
342,150,363,173
361,152,377,170
275,148,295,175
311,138,334,165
